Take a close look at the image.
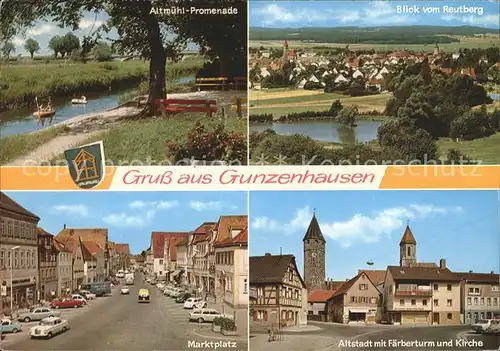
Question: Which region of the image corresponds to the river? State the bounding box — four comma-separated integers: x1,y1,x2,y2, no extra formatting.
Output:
0,76,194,139
250,119,382,144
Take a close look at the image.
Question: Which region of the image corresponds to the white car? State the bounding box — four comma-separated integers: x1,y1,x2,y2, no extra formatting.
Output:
183,297,204,309
30,317,70,339
116,273,125,278
156,283,165,289
121,287,130,295
79,290,96,300
472,319,497,333
189,308,225,323
71,294,88,305
194,300,208,309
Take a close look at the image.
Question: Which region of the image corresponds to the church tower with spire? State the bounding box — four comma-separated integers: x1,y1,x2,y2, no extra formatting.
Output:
399,222,417,267
303,210,326,291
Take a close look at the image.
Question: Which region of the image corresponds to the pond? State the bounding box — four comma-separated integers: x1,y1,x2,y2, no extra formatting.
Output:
250,119,382,145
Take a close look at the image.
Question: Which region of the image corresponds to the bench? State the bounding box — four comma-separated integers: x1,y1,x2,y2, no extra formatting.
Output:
232,76,247,90
155,99,217,118
195,77,228,91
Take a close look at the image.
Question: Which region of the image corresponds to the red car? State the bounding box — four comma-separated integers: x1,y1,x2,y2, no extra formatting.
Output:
50,298,84,309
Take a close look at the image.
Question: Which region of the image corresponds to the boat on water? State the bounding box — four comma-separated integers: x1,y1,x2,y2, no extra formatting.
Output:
72,95,88,104
33,109,56,118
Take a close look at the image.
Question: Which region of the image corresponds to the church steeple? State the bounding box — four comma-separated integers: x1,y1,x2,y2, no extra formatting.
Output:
400,222,417,267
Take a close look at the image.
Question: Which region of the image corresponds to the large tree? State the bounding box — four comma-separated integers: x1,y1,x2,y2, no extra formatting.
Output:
1,0,246,116
1,41,15,61
24,37,40,59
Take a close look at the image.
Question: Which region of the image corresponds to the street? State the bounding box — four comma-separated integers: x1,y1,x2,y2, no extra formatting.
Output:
250,322,500,351
1,278,247,350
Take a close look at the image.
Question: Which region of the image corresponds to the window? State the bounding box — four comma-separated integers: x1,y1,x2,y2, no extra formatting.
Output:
487,298,492,306
480,298,485,305
0,250,4,268
494,298,498,306
468,287,474,294
359,284,368,290
159,259,163,265
433,284,438,291
14,251,18,268
257,287,263,297
289,269,293,282
467,297,472,305
492,285,499,292
447,313,452,320
370,297,376,304
0,218,5,237
31,250,35,267
434,299,439,306
407,247,411,256
474,287,480,294
447,299,452,307
422,299,427,306
447,284,452,291
7,251,11,268
244,279,248,294
411,299,416,306
20,251,24,267
474,297,478,305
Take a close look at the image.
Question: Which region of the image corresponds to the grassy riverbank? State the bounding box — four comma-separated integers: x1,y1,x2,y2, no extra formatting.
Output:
51,116,247,164
0,125,66,164
0,57,204,111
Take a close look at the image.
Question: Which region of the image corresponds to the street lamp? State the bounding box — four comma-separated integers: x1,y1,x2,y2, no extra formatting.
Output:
10,246,20,318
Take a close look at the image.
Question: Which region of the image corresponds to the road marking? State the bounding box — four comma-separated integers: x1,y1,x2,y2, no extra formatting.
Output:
191,329,248,342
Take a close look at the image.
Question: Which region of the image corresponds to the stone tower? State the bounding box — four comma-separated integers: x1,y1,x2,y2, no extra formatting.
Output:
282,40,289,63
400,223,417,267
303,211,326,291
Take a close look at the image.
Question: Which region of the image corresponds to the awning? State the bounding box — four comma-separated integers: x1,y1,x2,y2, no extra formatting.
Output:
172,269,183,277
349,308,369,313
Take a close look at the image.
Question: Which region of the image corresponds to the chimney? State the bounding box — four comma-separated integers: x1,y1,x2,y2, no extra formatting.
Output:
265,253,271,256
440,259,446,269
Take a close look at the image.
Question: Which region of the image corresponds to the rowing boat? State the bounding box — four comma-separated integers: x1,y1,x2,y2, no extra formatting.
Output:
33,109,56,118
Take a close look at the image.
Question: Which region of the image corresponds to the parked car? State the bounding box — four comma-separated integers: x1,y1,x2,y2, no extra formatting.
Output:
472,319,496,333
71,294,88,305
79,290,96,300
156,283,165,289
80,282,111,296
138,289,150,303
18,307,61,322
183,297,204,309
1,319,22,333
51,298,84,309
176,293,192,303
163,287,174,296
188,309,224,323
121,287,130,295
171,289,187,298
484,319,500,334
194,300,208,309
30,317,70,339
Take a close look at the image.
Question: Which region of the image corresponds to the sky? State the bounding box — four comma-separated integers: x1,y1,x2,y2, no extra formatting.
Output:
250,191,500,281
250,0,500,28
8,11,198,57
5,191,248,254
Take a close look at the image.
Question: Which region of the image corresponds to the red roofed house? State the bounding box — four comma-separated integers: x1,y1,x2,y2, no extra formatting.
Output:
187,222,216,292
326,271,381,324
307,289,336,321
1,192,40,310
115,243,131,271
163,233,189,283
175,237,190,285
151,232,188,281
81,241,105,283
55,234,85,291
53,238,72,296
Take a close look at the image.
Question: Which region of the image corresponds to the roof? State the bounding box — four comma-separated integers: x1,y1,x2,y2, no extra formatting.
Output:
176,236,189,247
57,228,108,249
115,243,130,255
455,272,499,284
358,270,386,285
54,235,80,259
331,272,378,298
151,232,189,258
250,254,305,288
388,266,460,282
214,226,248,248
80,241,96,261
409,262,438,268
303,213,325,242
81,241,102,257
52,238,72,253
400,225,416,245
166,234,189,261
0,192,40,220
308,289,336,303
37,227,54,237
214,216,247,244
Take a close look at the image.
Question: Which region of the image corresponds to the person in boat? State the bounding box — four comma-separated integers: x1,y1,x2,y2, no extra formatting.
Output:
46,101,53,111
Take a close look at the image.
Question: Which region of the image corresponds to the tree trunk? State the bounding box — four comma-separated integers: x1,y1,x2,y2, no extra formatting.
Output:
143,17,166,117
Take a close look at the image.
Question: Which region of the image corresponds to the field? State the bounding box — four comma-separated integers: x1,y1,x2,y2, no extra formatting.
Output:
250,36,499,53
249,89,391,116
437,133,500,165
0,57,204,110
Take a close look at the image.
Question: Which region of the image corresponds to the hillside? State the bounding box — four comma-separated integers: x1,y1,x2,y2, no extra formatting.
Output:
249,26,499,44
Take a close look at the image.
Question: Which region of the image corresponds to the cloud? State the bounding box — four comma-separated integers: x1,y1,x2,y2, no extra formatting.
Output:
335,1,410,25
128,200,178,210
11,38,25,46
26,24,56,36
103,213,146,227
51,204,89,217
188,201,236,212
252,4,331,25
253,204,464,247
79,19,104,29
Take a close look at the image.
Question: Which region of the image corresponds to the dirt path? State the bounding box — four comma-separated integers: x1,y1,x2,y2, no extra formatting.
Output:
7,132,98,166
